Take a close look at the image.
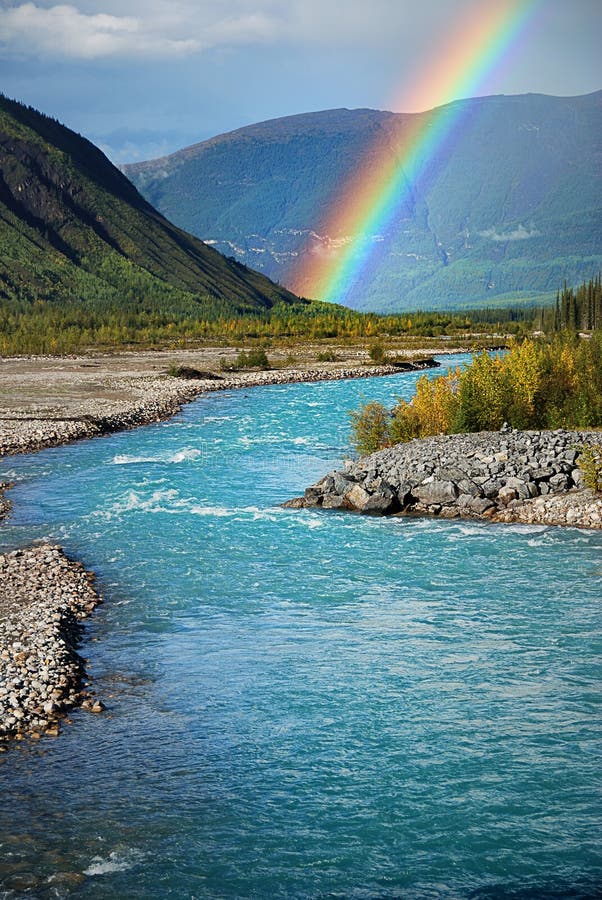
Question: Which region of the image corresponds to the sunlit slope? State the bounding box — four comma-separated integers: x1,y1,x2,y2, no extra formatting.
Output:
0,94,301,316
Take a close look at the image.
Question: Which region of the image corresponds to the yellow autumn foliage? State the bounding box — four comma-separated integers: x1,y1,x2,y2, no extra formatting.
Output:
350,333,602,454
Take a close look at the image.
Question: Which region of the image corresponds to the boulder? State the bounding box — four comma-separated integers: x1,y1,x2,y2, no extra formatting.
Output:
322,494,349,510
456,478,482,498
282,496,305,509
469,497,495,515
303,486,323,506
361,491,399,516
498,484,519,505
345,484,372,511
413,480,459,505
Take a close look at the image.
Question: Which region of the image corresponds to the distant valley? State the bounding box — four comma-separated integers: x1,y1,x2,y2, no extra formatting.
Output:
125,91,602,312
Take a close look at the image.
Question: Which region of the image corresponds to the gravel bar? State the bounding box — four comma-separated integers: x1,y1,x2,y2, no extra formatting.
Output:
0,545,102,747
0,362,435,458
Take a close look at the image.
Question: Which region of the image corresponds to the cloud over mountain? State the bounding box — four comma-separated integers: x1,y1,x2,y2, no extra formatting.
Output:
4,0,597,62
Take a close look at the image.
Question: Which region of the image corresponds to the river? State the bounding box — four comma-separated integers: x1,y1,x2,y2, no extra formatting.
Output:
0,356,600,898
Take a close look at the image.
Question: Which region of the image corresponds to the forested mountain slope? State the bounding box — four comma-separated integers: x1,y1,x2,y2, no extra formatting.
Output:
0,94,301,319
125,92,602,311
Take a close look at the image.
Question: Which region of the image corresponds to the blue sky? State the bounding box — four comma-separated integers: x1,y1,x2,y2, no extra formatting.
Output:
0,0,600,164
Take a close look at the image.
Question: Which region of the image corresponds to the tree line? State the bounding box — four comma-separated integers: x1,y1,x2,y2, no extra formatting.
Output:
1,275,599,357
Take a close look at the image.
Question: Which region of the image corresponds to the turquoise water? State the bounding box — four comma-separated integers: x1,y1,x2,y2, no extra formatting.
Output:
0,356,601,899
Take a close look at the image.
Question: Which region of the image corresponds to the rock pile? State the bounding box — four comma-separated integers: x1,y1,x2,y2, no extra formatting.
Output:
286,428,602,529
0,544,102,745
493,489,602,529
0,481,11,519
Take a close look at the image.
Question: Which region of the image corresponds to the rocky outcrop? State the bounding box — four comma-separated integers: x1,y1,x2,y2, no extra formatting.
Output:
0,545,103,746
286,428,602,528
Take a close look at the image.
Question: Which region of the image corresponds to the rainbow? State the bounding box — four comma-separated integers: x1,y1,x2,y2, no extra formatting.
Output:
290,0,541,305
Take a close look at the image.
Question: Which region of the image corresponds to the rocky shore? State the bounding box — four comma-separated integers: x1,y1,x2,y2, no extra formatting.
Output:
0,360,436,458
286,428,602,529
0,545,102,746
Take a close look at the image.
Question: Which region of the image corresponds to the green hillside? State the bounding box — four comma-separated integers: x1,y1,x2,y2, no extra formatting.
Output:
125,92,602,312
0,94,301,322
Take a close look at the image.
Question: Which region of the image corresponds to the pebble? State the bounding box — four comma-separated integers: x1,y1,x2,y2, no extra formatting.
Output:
0,545,102,746
0,364,434,459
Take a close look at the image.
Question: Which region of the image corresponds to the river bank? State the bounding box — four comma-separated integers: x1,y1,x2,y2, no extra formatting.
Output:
0,544,102,746
0,349,439,457
287,428,602,529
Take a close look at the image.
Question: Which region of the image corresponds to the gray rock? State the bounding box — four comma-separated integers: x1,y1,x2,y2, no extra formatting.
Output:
303,486,323,506
345,484,372,511
498,484,519,505
322,494,348,510
482,478,504,499
361,492,399,515
549,473,570,491
287,428,602,528
413,480,459,505
469,497,496,515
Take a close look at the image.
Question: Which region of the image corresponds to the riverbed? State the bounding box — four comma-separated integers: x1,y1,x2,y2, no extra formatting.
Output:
1,359,601,897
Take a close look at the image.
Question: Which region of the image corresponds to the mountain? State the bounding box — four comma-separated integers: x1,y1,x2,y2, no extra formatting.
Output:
0,94,301,318
124,92,602,312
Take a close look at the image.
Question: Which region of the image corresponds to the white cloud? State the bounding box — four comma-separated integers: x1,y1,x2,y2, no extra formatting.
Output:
0,0,599,72
479,225,541,242
0,2,200,59
0,0,470,60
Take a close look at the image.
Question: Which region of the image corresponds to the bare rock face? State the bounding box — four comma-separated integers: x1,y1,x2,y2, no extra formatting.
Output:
287,429,602,528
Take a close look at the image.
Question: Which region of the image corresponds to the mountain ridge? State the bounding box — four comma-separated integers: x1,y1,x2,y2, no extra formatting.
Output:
124,91,602,311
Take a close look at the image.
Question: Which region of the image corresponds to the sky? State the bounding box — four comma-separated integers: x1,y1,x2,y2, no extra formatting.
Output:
0,0,600,164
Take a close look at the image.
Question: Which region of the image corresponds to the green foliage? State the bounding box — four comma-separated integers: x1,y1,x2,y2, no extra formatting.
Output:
221,348,270,371
550,275,602,332
0,294,530,356
349,401,392,456
577,445,602,493
368,342,388,364
350,331,602,454
0,92,300,355
316,350,338,362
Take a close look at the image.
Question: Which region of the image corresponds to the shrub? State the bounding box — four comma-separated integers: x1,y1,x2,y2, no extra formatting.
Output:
349,401,392,456
220,348,270,371
316,350,338,362
368,342,388,364
167,364,222,380
349,333,602,453
577,444,602,492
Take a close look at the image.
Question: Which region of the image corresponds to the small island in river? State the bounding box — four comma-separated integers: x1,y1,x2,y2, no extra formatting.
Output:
286,427,602,529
